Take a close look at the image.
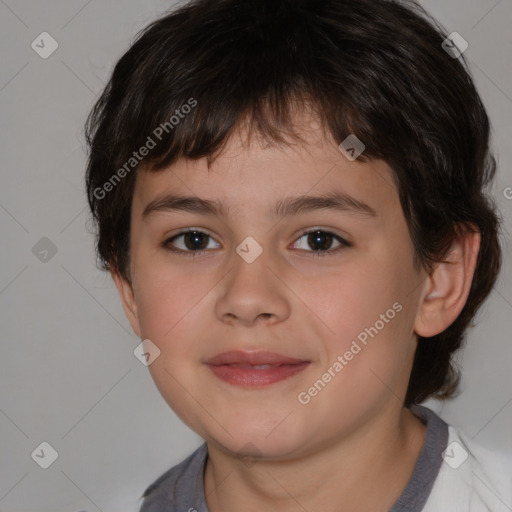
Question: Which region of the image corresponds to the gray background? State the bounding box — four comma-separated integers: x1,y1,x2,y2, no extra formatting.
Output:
1,1,511,511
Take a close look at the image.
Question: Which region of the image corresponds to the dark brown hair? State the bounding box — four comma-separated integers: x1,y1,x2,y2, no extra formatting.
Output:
84,0,502,405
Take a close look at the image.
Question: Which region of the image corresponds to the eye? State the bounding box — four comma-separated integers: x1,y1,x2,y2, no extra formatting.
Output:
162,228,351,258
162,229,220,257
291,229,351,257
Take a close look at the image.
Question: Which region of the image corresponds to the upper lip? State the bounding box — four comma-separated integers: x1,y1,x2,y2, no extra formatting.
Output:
205,350,309,366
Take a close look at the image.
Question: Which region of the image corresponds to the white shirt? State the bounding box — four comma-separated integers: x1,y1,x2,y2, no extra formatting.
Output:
422,425,512,512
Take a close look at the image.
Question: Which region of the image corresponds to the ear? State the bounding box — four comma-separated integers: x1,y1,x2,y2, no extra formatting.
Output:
110,264,142,339
414,226,481,338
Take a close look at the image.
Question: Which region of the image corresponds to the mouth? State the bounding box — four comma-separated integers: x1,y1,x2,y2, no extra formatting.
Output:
204,350,311,387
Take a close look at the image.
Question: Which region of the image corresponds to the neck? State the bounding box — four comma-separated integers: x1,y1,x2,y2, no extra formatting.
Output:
204,406,427,512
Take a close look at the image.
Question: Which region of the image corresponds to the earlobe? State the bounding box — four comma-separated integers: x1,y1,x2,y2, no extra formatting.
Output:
414,227,481,338
110,265,142,339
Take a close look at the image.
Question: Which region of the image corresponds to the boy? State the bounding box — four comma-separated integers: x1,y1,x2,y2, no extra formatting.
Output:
84,0,511,510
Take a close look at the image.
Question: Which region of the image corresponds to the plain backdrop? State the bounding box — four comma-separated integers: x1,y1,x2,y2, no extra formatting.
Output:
1,1,511,511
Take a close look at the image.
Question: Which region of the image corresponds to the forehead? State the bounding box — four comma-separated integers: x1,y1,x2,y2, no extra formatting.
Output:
132,120,399,220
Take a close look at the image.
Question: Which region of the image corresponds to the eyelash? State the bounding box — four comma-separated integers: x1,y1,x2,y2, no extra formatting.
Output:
161,228,352,258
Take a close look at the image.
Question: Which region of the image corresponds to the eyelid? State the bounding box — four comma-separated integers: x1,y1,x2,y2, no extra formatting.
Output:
291,228,352,257
162,228,220,257
162,227,352,257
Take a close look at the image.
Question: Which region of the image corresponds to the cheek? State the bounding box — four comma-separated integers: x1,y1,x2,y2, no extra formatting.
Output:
135,268,208,420
133,259,205,349
304,315,412,427
299,263,396,342
308,261,413,391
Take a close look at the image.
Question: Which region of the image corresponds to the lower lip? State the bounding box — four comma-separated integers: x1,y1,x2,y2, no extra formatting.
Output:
205,362,310,387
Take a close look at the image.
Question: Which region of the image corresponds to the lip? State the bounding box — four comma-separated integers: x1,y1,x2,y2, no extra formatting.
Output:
205,350,308,366
204,350,311,387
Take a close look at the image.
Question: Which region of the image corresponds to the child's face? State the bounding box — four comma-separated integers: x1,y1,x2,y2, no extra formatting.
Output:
115,120,429,459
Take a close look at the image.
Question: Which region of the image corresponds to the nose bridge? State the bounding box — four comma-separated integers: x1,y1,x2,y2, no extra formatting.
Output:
215,235,289,325
232,235,272,285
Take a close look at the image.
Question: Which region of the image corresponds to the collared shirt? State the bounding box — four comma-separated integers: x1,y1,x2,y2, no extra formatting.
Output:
138,405,512,512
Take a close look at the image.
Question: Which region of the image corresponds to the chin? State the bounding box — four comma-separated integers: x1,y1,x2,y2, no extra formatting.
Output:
204,421,310,461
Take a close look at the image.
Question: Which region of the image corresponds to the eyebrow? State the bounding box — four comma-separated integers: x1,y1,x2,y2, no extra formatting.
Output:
142,191,378,220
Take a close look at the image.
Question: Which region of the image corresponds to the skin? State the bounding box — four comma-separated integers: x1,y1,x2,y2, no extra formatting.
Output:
112,113,480,512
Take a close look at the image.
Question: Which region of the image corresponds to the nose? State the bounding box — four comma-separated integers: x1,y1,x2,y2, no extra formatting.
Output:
214,248,291,327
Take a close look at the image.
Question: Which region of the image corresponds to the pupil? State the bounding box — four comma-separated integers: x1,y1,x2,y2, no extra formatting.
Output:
308,231,332,251
185,231,208,250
